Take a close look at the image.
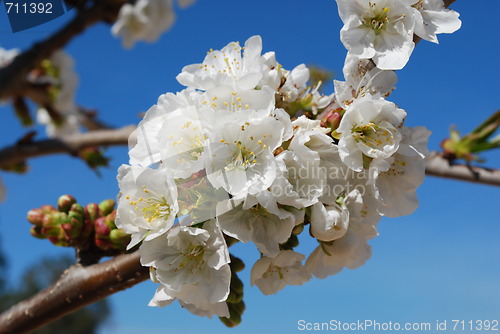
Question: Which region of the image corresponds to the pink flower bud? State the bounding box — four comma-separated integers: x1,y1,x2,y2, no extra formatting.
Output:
58,195,77,213
27,209,44,226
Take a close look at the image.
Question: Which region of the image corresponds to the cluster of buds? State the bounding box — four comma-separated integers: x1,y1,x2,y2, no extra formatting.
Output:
220,255,245,328
441,111,500,162
27,195,130,254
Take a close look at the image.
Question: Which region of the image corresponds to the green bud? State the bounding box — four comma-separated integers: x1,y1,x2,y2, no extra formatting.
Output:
230,275,244,295
27,209,44,226
42,212,65,233
78,147,109,170
223,303,243,327
62,210,84,240
69,203,84,216
84,203,102,224
229,255,245,273
99,199,116,216
229,300,245,315
30,226,46,239
48,235,69,247
109,229,131,251
58,195,77,213
219,316,237,328
226,290,243,304
40,205,57,214
104,211,117,229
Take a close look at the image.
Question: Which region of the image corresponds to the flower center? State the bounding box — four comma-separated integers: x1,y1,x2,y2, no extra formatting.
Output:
363,6,389,33
352,122,395,149
127,187,172,223
173,243,206,273
225,141,257,170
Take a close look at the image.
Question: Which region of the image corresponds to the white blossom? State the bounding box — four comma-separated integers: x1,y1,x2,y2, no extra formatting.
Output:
336,0,416,70
142,220,231,318
306,191,379,278
337,94,406,172
116,164,179,249
216,198,300,258
177,35,266,91
112,0,177,48
129,88,201,166
411,0,461,43
334,54,398,109
251,250,311,295
369,126,430,217
205,110,288,198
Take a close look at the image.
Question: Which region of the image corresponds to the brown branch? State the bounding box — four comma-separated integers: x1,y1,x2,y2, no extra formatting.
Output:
0,251,148,334
0,0,125,101
0,125,135,169
425,152,500,186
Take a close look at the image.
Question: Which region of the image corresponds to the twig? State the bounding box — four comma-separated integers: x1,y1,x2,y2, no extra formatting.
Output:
0,125,135,168
0,0,125,101
0,251,148,334
425,152,500,186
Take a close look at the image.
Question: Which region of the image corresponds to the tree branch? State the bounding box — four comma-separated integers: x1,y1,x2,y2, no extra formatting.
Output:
0,0,125,101
0,125,135,168
0,251,148,334
425,152,500,186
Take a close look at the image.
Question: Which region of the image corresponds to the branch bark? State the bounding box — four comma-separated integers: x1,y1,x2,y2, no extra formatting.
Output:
425,152,500,186
0,251,148,334
0,125,135,168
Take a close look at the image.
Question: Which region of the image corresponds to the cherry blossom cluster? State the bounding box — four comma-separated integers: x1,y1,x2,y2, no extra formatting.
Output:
116,0,461,323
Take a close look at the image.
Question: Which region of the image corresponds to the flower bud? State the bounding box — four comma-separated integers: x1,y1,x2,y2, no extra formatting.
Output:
41,212,67,237
230,275,244,295
98,199,115,216
78,147,109,170
69,203,84,216
58,195,77,213
109,229,131,250
40,205,57,214
84,203,102,224
27,209,45,226
321,108,342,132
30,226,46,239
62,208,85,240
229,255,245,273
94,216,112,250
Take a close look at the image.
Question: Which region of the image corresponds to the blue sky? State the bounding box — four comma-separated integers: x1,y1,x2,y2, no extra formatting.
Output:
0,1,499,333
